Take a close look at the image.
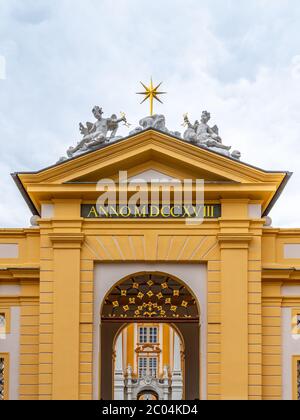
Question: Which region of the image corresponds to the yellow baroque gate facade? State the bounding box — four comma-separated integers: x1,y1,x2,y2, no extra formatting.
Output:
0,129,300,400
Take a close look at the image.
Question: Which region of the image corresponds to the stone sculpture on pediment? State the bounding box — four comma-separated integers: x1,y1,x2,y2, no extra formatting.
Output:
63,106,129,159
183,111,241,160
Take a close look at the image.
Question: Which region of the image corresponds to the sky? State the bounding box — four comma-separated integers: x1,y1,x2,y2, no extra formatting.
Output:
0,0,300,227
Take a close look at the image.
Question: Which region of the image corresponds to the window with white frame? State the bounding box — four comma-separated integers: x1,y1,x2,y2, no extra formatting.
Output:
139,327,148,344
138,357,147,378
138,326,158,344
149,357,157,378
149,327,158,343
138,356,158,378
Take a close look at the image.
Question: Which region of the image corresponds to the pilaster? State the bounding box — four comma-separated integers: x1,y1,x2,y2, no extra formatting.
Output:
50,233,84,400
219,205,252,399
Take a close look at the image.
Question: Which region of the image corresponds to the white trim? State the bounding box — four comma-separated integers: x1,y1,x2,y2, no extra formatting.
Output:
0,285,21,296
129,170,176,183
41,204,54,219
0,244,18,259
282,285,300,296
122,329,127,373
282,308,300,400
0,307,20,400
284,244,300,259
248,204,261,219
134,324,137,374
159,324,163,375
170,327,174,371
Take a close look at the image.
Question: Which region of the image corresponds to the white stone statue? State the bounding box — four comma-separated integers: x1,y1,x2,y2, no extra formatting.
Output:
66,106,129,158
129,114,181,138
163,365,169,379
56,107,241,164
183,111,241,160
127,365,133,379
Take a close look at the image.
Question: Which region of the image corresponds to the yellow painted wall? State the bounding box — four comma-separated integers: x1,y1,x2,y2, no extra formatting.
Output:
0,229,40,400
1,217,300,400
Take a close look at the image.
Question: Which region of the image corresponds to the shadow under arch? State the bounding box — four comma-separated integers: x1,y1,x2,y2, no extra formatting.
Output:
100,271,200,400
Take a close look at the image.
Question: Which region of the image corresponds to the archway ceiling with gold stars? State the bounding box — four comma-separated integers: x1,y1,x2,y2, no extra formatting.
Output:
101,273,199,322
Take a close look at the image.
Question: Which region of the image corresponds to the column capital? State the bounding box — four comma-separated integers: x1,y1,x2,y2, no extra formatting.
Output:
49,233,85,249
218,233,253,249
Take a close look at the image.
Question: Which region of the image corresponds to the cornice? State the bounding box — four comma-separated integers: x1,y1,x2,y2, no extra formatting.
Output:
13,129,289,218
49,233,85,249
0,228,40,238
0,266,40,280
218,233,253,249
262,266,300,281
17,130,287,183
282,296,300,307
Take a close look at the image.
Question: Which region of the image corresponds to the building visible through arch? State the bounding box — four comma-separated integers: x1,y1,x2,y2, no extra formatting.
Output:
113,323,184,400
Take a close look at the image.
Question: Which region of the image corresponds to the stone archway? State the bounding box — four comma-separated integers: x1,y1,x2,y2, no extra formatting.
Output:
100,272,200,400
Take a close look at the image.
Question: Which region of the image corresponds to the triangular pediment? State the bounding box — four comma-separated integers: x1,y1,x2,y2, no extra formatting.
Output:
13,129,290,216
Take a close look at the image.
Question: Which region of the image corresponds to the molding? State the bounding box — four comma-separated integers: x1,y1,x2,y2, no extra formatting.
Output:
0,297,39,306
0,267,40,281
262,228,300,237
14,130,288,218
262,267,300,282
282,297,300,308
262,297,283,305
49,233,85,249
17,130,288,183
218,233,252,249
0,229,40,239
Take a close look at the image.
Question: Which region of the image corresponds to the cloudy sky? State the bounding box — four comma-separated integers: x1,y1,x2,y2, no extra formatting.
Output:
0,0,300,227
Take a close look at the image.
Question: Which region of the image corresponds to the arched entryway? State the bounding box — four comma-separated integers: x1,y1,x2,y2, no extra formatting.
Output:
100,272,200,400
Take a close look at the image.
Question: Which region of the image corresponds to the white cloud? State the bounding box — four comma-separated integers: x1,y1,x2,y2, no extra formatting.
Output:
0,0,300,227
0,56,6,80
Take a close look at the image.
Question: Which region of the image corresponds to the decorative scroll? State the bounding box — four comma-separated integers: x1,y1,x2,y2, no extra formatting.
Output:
101,273,199,321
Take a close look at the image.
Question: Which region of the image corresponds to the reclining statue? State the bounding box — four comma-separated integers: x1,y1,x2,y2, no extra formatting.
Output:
183,111,241,159
66,106,128,158
129,114,181,138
